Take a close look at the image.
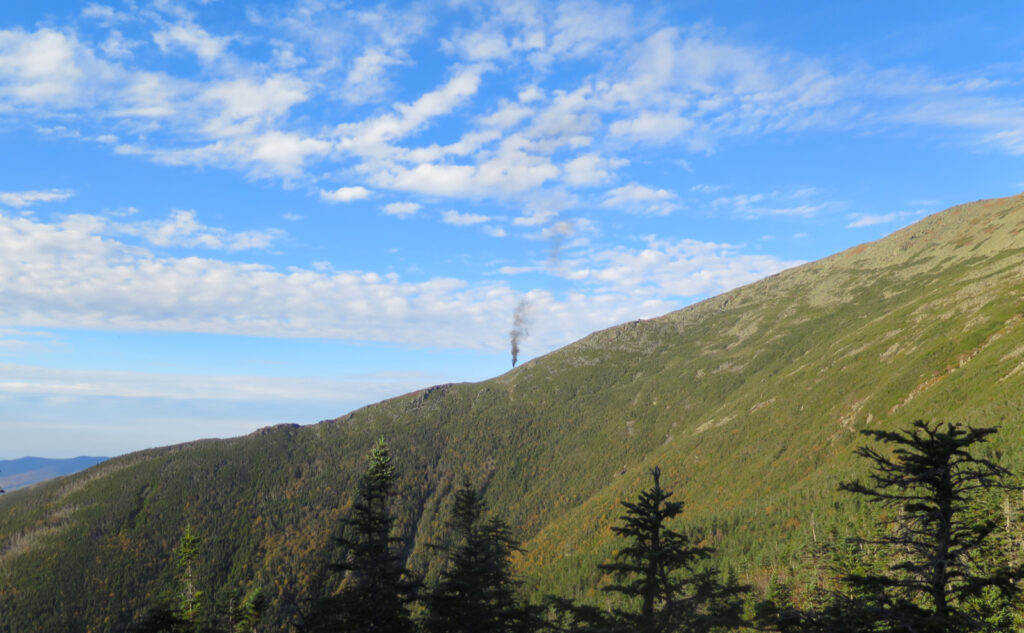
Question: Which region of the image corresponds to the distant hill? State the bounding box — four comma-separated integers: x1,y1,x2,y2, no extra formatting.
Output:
3,193,1024,632
0,456,106,491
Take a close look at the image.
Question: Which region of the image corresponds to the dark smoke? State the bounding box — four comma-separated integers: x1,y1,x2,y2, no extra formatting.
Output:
510,300,529,367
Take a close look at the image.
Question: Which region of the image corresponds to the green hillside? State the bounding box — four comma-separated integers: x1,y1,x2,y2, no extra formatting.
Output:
4,194,1024,631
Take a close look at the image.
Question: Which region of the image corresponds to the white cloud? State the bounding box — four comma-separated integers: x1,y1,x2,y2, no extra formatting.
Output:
373,140,560,198
100,30,140,58
336,64,489,148
559,236,804,298
248,131,332,176
690,183,724,193
603,183,678,214
0,362,431,404
344,48,404,103
498,265,537,275
846,210,923,228
153,22,231,64
199,75,310,138
609,111,694,143
549,1,633,57
0,328,56,351
383,163,476,196
445,29,511,61
0,189,74,208
81,4,120,23
0,29,90,105
383,202,421,216
109,209,284,251
563,153,626,186
148,131,332,179
0,213,798,355
320,186,371,203
518,85,543,103
712,190,827,219
513,209,558,226
478,100,533,129
113,71,181,118
442,209,491,226
713,193,764,207
3,7,1023,206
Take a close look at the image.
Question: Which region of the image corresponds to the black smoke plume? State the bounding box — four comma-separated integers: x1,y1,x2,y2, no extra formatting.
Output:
510,300,529,367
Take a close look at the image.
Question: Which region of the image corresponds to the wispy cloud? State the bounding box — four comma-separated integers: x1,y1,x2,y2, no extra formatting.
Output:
102,209,284,250
0,212,797,353
0,362,430,403
442,209,491,226
383,201,420,217
0,189,74,208
321,186,371,203
3,8,1024,208
846,210,924,228
712,189,831,219
153,22,231,64
603,184,679,215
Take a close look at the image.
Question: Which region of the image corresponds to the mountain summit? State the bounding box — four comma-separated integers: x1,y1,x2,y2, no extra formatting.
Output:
4,194,1024,632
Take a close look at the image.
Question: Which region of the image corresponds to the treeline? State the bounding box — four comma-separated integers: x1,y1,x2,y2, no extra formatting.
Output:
132,421,1024,632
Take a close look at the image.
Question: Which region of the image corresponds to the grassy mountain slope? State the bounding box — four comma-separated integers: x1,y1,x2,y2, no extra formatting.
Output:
4,194,1024,631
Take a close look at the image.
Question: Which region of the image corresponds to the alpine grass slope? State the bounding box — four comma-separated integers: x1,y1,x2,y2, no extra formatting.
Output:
3,194,1024,631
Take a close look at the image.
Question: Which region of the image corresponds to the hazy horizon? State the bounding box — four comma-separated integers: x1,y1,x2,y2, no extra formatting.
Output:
4,1,1024,457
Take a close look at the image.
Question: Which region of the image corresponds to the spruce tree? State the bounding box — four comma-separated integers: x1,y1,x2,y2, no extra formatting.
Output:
229,588,267,633
423,480,537,633
831,420,1021,632
131,524,207,633
600,466,746,633
312,436,417,633
176,524,203,628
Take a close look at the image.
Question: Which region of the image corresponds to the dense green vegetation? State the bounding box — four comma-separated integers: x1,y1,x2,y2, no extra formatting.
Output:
755,422,1023,632
4,193,1024,631
125,426,1023,632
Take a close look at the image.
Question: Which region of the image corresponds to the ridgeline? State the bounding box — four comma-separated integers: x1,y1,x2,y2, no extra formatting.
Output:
4,194,1024,631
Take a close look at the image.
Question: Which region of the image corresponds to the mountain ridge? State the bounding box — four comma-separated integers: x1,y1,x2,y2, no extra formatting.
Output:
4,193,1024,631
0,456,107,492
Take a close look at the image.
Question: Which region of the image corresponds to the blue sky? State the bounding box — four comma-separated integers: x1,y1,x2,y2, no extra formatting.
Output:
3,1,1024,458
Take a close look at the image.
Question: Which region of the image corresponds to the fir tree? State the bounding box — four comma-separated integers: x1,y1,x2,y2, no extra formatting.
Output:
600,466,746,633
831,420,1022,632
229,588,267,633
422,480,538,633
176,524,203,628
131,524,207,633
309,436,417,633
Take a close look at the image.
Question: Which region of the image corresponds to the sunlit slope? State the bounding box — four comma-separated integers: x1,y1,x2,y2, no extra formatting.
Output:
3,194,1024,631
518,193,1024,596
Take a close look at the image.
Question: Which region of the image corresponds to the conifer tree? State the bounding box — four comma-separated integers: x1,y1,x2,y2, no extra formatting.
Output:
131,524,207,633
422,480,538,633
176,524,203,627
229,588,267,633
310,436,417,633
600,466,746,633
829,421,1022,632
